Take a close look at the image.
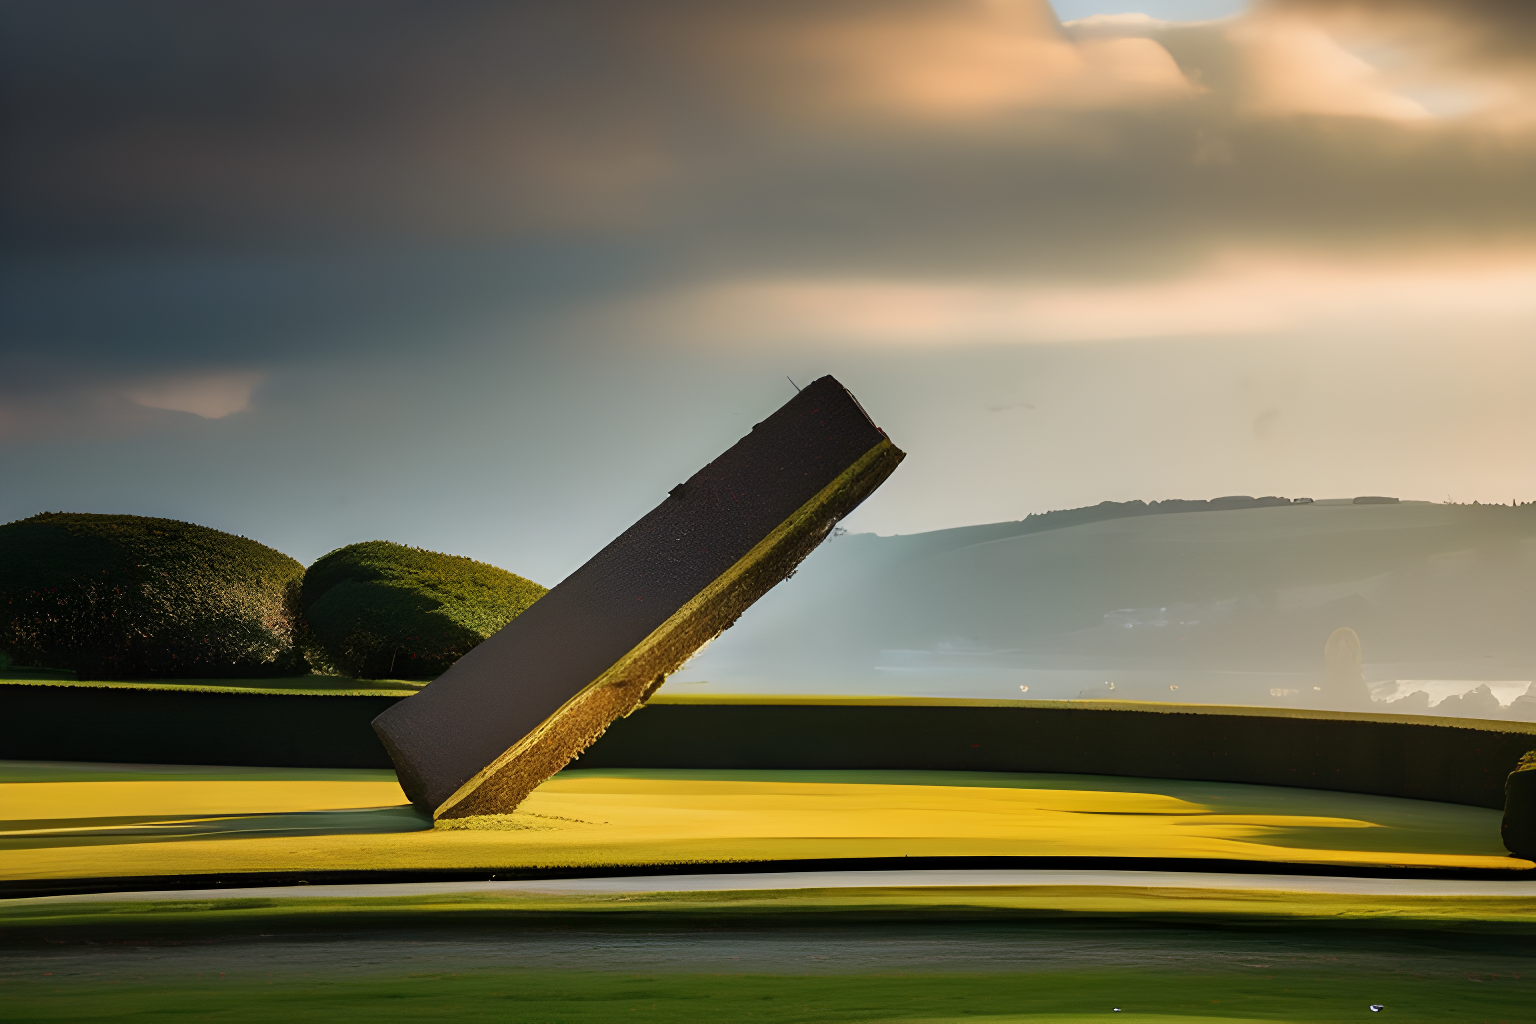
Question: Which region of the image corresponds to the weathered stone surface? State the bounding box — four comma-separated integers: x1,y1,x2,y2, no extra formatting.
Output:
372,376,903,818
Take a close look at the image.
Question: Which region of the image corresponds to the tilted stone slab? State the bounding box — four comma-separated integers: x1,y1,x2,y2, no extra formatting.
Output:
372,376,904,819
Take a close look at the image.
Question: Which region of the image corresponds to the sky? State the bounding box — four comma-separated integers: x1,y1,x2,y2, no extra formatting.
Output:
2,0,1533,586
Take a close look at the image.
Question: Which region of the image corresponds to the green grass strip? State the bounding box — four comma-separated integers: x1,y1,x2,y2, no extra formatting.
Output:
6,886,1536,941
6,964,1532,1023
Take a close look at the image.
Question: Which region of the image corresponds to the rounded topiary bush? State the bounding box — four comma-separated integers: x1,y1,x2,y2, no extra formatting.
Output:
0,512,306,680
301,541,546,680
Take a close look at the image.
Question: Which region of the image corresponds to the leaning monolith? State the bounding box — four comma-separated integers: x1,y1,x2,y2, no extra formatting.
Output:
372,376,904,819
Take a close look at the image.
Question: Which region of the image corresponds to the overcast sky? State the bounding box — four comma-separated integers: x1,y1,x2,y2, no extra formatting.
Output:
2,0,1532,584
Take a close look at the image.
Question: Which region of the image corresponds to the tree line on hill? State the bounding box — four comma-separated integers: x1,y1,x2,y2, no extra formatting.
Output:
1019,495,1321,533
0,513,546,681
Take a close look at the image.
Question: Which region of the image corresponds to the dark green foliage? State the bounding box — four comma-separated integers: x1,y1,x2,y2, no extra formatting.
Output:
302,541,546,679
1020,495,1299,532
0,512,305,680
1504,749,1536,859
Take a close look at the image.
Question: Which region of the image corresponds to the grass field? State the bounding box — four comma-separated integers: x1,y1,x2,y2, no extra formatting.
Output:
3,896,1534,1022
7,882,1536,935
6,761,1534,1022
5,951,1533,1023
3,763,1529,882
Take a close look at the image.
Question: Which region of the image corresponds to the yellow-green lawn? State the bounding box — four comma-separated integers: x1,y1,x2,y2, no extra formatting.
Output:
3,763,1530,882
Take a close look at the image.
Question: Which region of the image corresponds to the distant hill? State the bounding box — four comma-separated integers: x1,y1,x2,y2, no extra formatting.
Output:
673,499,1535,721
1020,495,1306,532
822,495,1399,563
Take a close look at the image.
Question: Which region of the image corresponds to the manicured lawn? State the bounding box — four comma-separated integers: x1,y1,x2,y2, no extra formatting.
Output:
3,764,1528,883
3,915,1532,1023
5,757,1532,1022
6,885,1536,936
9,966,1528,1023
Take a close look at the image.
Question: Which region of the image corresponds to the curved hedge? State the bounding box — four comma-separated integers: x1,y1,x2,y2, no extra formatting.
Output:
301,542,546,679
0,513,306,680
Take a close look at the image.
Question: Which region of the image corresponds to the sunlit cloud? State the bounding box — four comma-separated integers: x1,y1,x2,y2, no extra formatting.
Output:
121,371,264,419
1255,0,1536,124
635,255,1536,346
760,0,1198,116
1229,16,1430,120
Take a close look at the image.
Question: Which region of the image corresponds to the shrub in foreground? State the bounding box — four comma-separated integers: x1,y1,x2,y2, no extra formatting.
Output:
0,512,306,679
301,541,546,679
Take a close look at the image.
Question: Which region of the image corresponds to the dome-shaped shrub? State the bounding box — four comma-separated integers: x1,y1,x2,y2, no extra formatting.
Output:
301,541,546,679
0,512,305,679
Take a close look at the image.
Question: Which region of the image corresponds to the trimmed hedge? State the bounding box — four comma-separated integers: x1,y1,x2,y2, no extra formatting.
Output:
579,700,1536,812
0,513,305,680
4,688,1535,820
0,682,400,767
301,541,546,679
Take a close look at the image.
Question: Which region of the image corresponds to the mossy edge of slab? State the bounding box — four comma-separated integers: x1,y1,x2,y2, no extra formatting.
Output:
433,438,904,821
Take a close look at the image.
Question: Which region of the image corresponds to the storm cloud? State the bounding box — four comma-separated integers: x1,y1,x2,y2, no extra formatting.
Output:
4,0,1531,260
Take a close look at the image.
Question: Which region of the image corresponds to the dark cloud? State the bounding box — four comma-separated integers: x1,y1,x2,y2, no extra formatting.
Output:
0,240,652,390
4,0,1531,258
2,0,1532,417
0,1,686,246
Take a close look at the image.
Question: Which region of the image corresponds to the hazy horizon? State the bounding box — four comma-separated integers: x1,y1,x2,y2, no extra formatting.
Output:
675,500,1536,721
